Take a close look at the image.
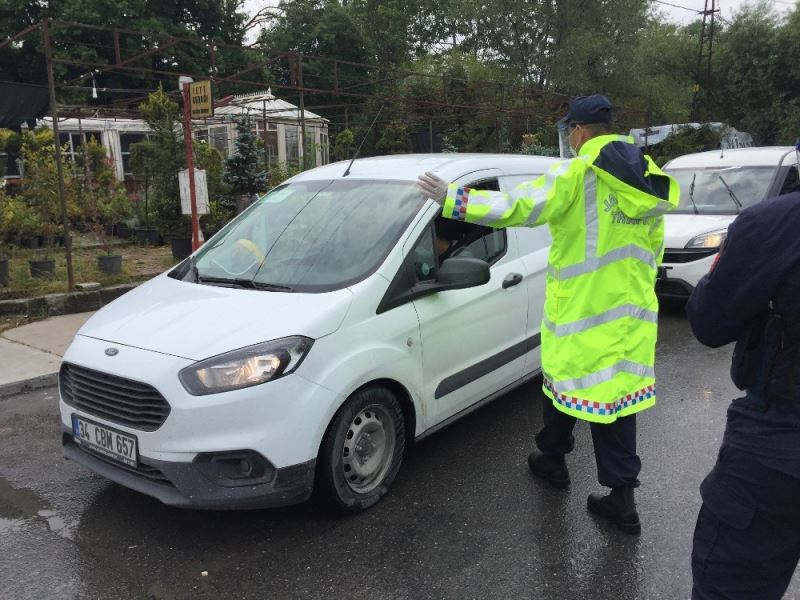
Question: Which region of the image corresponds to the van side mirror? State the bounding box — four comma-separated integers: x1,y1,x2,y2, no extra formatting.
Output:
436,257,490,290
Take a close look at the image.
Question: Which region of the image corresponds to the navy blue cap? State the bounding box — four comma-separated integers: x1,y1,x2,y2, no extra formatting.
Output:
557,94,613,128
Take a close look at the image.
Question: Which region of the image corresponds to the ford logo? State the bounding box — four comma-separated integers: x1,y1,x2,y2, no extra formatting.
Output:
104,348,119,357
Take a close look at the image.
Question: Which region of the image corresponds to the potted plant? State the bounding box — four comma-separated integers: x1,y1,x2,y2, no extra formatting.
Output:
96,188,132,276
17,130,63,279
0,189,10,287
80,146,132,276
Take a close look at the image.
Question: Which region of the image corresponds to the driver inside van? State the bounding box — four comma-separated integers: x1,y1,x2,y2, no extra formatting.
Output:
435,218,473,261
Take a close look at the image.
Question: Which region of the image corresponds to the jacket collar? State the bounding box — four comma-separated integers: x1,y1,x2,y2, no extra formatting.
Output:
578,134,635,159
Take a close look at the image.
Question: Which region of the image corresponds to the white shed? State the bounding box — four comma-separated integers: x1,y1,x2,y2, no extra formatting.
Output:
195,88,330,170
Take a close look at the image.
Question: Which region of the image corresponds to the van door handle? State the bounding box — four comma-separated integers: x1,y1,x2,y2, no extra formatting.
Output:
502,273,523,289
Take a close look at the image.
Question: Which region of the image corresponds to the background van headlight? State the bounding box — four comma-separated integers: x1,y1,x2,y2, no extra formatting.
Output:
179,336,313,395
685,229,727,249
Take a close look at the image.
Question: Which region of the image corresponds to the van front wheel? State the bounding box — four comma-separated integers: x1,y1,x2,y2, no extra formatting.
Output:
316,386,405,512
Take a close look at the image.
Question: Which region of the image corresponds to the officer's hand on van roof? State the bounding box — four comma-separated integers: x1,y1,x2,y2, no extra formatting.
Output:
418,172,448,205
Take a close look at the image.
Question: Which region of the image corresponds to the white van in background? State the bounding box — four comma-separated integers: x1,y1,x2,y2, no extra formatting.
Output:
658,147,800,299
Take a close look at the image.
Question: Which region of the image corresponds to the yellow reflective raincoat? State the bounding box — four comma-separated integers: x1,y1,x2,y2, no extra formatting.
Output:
442,135,680,423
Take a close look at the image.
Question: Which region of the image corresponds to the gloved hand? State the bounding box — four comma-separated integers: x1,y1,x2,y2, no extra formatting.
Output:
417,172,449,205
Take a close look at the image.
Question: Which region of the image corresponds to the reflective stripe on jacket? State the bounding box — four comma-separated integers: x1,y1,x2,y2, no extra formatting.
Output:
441,134,680,423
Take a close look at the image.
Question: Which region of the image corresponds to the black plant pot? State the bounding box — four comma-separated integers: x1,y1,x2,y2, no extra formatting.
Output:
22,236,41,249
135,227,161,246
169,237,192,260
116,223,132,239
29,259,55,279
98,255,122,275
0,257,8,287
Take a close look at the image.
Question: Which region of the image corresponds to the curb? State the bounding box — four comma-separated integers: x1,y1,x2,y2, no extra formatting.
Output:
0,372,58,399
0,281,149,399
0,283,140,318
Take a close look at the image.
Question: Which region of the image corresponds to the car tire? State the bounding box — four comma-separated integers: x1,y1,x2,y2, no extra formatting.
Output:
316,386,405,512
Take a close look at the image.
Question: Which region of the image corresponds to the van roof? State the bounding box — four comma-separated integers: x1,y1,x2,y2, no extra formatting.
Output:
289,153,559,183
665,146,798,169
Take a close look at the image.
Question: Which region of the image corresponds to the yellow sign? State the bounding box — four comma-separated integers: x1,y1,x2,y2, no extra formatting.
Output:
190,81,213,118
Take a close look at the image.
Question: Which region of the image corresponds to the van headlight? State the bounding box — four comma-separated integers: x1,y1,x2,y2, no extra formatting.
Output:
685,229,727,249
179,336,314,395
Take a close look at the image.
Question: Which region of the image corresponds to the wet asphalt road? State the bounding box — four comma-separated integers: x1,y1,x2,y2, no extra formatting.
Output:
1,305,799,600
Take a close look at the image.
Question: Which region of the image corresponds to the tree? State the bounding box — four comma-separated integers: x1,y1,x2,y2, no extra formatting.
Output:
332,128,354,161
224,115,267,198
0,0,252,98
711,1,798,144
130,86,187,236
375,121,413,155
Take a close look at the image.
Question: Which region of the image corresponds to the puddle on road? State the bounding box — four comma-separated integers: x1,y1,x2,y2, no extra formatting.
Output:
0,476,45,519
0,476,77,539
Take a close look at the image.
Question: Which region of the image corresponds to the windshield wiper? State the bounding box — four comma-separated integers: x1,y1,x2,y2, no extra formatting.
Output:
688,173,700,215
717,175,743,213
197,276,292,292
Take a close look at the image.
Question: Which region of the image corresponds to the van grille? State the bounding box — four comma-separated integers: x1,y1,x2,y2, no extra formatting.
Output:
60,363,171,432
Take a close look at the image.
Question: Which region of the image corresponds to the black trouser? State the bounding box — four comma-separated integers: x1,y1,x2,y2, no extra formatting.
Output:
692,445,800,600
534,398,641,488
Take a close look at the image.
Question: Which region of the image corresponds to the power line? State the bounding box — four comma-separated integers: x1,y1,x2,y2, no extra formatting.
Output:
650,0,701,12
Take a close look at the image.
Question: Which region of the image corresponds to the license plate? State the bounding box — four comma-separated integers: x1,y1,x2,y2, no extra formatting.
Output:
72,415,138,468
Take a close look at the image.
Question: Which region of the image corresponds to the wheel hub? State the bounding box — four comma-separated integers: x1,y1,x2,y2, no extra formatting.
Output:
341,405,396,493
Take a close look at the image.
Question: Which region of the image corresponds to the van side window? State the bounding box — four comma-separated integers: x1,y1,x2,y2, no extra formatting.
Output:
779,166,799,196
449,177,507,263
410,226,438,283
469,178,501,192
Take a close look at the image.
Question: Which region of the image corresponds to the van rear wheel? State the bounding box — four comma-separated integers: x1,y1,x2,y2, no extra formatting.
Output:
316,386,405,512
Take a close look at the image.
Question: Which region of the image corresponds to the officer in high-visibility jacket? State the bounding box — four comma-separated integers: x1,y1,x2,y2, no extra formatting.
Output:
419,95,679,534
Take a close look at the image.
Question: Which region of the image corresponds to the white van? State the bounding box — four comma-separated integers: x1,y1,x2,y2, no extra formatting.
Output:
658,147,799,299
59,154,557,512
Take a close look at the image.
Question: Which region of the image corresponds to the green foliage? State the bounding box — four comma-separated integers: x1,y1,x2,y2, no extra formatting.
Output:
266,163,300,189
0,0,250,96
375,121,413,155
333,128,355,161
18,134,72,256
519,134,559,158
79,138,132,254
131,86,189,236
223,115,268,196
195,142,235,234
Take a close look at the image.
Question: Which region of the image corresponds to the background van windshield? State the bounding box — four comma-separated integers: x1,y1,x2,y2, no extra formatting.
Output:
667,166,776,215
194,179,423,292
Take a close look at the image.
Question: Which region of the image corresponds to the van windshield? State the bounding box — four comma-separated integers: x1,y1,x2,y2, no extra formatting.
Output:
666,166,776,215
190,179,424,292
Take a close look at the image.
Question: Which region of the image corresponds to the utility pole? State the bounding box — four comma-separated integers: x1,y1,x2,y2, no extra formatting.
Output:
181,80,201,252
42,19,75,290
691,0,719,122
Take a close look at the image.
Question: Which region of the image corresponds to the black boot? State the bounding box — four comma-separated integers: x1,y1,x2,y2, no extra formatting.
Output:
587,486,641,535
527,449,570,488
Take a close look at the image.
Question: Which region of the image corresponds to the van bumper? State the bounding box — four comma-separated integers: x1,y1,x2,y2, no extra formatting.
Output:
62,428,315,510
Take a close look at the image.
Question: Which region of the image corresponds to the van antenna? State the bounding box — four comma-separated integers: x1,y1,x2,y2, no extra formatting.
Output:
342,104,384,177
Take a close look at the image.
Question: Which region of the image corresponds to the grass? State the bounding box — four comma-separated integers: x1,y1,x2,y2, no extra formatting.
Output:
0,242,178,301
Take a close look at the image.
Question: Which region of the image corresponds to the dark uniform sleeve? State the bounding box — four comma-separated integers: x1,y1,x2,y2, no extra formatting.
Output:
686,210,782,348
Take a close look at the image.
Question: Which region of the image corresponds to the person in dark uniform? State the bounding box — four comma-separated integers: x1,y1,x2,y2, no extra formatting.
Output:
686,176,800,599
